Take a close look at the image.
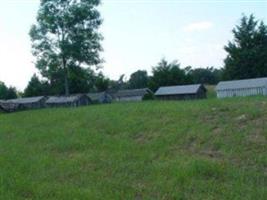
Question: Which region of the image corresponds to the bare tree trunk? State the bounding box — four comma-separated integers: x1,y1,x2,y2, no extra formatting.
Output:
63,58,69,96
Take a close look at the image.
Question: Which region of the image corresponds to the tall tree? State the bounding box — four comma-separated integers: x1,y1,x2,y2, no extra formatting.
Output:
149,59,192,91
24,74,50,97
0,81,17,100
107,74,127,91
95,72,109,92
128,70,149,89
5,87,18,100
187,67,222,84
68,66,96,94
0,82,8,99
223,14,267,80
30,0,103,95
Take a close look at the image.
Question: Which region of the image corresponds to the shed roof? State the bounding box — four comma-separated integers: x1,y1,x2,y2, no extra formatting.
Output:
115,88,152,98
216,77,267,91
6,96,45,104
87,92,106,101
155,84,205,96
46,94,87,104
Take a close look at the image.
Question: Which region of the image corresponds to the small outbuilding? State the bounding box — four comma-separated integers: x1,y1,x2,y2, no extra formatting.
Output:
87,92,112,104
115,88,153,102
216,77,267,98
0,100,6,112
46,94,91,108
0,105,3,112
0,101,21,113
155,84,207,100
6,96,47,110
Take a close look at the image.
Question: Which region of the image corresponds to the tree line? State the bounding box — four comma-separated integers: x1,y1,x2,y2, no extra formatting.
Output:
0,0,266,99
0,60,223,99
118,61,223,92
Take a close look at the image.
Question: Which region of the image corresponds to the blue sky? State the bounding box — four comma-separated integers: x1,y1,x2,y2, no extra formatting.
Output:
0,0,266,90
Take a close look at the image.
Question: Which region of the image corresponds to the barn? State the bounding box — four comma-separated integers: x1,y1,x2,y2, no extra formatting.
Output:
216,77,267,98
155,84,207,100
6,96,47,110
87,92,112,104
46,94,91,108
115,88,153,102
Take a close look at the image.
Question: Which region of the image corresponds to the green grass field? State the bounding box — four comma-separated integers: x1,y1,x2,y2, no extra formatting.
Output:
0,97,266,199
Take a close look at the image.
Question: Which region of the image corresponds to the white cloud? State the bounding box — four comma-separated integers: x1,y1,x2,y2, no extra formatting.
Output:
183,21,213,32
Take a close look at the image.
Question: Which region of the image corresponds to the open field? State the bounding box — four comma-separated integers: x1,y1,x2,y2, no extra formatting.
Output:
0,97,266,199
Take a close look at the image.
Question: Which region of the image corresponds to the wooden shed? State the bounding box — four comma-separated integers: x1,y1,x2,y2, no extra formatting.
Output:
216,77,267,98
46,94,91,108
115,88,153,102
0,100,6,112
155,84,207,100
0,100,21,113
6,96,47,110
87,92,112,104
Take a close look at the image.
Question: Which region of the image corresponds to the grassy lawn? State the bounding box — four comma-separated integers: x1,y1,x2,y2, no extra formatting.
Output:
0,97,266,199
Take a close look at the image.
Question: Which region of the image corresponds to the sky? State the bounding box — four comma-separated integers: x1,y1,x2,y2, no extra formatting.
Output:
0,0,266,90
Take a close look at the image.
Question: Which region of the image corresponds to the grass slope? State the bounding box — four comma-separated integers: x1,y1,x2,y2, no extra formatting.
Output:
0,98,266,200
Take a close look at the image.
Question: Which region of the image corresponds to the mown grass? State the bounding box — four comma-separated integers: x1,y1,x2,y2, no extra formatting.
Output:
0,97,266,199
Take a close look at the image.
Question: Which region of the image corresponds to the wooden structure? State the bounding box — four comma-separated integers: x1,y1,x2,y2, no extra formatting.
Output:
46,94,91,108
0,96,47,112
0,101,21,112
115,88,153,102
7,96,47,110
0,100,7,112
155,84,207,100
87,92,112,104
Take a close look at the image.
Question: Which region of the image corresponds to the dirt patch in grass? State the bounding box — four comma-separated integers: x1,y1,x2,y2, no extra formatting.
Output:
133,133,149,144
19,191,34,199
211,126,222,135
172,136,225,161
246,118,266,145
247,131,266,145
198,149,224,159
132,132,156,144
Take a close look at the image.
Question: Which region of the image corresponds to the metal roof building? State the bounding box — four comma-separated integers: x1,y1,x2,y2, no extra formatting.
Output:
5,96,47,110
115,88,153,102
46,94,91,107
87,92,112,104
155,84,207,100
0,100,21,113
7,96,46,104
216,77,267,98
0,100,6,112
